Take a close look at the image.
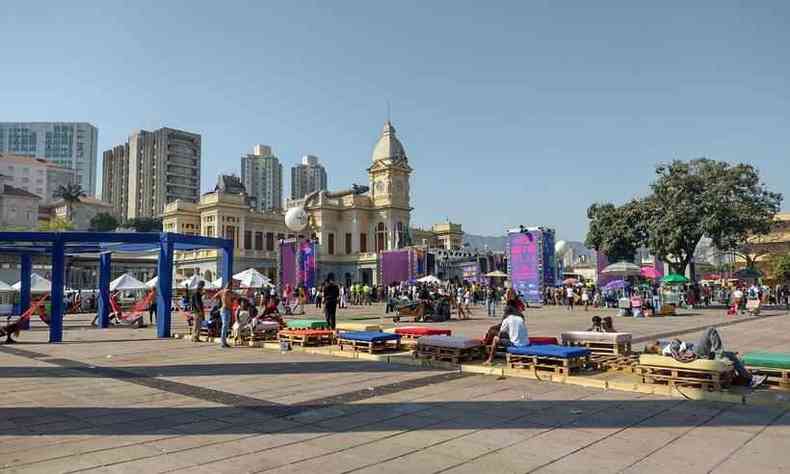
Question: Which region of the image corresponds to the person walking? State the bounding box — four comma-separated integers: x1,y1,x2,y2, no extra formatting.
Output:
190,281,206,342
487,286,499,317
323,273,340,329
213,281,235,348
565,286,575,311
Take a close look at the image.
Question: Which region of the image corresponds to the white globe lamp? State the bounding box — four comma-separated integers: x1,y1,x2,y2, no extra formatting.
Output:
285,207,308,232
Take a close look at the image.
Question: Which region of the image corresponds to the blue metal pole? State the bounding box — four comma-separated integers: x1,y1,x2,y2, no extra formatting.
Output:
19,254,32,330
156,235,174,338
49,237,65,343
97,253,112,328
221,243,233,288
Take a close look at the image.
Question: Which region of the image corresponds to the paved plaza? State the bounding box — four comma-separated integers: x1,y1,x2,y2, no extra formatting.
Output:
2,304,790,473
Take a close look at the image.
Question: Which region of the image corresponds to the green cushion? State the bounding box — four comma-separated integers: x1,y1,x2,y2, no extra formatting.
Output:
743,352,790,370
286,319,328,329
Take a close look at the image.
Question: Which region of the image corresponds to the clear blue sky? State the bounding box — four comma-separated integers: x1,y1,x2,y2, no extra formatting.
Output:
2,1,788,240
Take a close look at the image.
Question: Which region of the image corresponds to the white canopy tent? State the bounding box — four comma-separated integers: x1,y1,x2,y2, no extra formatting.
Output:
233,268,272,288
12,273,52,293
601,261,642,277
110,273,148,292
0,279,13,292
181,274,209,290
417,275,441,284
145,276,158,288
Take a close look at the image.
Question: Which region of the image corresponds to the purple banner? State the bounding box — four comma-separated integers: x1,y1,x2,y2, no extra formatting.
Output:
381,249,411,286
280,240,297,290
298,240,318,290
459,261,482,284
508,232,541,304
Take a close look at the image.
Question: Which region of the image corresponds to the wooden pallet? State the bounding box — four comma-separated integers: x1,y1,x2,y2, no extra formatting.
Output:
590,353,640,373
416,344,485,364
279,331,334,347
230,329,279,347
745,365,790,390
337,337,401,354
506,353,589,376
566,340,631,356
638,364,733,391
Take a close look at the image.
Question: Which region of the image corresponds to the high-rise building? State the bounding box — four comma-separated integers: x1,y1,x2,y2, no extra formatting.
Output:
0,122,98,195
0,153,75,203
240,145,282,212
290,154,327,200
101,143,129,218
102,127,201,220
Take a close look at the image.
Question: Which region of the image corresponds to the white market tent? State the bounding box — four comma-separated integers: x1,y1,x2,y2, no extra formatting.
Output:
12,273,52,293
110,273,148,292
233,268,271,288
145,276,158,288
601,261,642,277
417,275,441,284
0,279,13,292
181,274,209,290
485,270,508,278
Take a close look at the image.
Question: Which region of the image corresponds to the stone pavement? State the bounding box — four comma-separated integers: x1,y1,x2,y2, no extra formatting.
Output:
1,305,790,473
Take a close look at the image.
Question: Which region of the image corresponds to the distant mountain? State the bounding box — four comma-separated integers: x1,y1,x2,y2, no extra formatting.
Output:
463,234,507,252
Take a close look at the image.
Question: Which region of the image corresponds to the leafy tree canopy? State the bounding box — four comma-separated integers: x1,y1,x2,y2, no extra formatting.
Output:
53,183,86,203
585,200,646,262
39,217,75,231
89,213,119,232
123,217,163,233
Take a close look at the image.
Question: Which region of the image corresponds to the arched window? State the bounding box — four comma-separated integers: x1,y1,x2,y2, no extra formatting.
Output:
396,222,404,248
376,222,387,252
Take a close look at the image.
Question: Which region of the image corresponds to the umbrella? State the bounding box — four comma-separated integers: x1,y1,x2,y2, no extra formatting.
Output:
661,274,689,284
604,279,630,290
601,261,642,277
734,267,762,280
109,273,148,292
640,267,661,279
12,273,52,292
562,277,578,285
485,270,508,278
233,268,272,288
417,275,441,284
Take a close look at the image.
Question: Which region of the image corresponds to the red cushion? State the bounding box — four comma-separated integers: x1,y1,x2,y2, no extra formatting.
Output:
528,336,559,345
394,327,452,336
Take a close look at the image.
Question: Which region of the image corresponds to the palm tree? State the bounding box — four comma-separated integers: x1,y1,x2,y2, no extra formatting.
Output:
53,183,86,221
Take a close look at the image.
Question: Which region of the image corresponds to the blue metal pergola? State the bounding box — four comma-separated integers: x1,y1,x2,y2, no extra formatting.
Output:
0,232,234,343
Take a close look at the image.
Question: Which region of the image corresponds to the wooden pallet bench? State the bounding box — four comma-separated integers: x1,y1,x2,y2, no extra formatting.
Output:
744,366,790,390
638,354,734,391
505,345,591,376
337,331,402,354
743,352,790,390
278,329,334,347
590,353,640,373
561,331,632,355
415,336,485,364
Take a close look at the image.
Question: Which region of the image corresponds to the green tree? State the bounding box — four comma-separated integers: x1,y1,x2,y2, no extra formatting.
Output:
123,217,163,232
53,183,86,220
772,254,790,283
643,159,781,281
89,212,119,232
585,200,647,262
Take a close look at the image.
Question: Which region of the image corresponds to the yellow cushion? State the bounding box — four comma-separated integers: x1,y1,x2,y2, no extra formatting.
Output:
335,322,381,332
639,354,733,373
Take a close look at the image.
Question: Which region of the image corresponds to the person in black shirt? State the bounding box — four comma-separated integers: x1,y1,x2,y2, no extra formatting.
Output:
323,273,340,329
190,281,206,342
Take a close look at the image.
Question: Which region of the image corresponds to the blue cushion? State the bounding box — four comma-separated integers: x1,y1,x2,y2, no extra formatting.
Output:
338,331,401,342
506,344,590,358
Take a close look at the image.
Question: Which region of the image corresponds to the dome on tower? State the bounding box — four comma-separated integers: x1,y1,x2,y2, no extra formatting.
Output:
371,121,407,162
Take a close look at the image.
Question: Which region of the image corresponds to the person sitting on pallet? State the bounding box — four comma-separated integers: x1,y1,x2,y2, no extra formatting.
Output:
484,300,529,365
587,316,604,332
602,316,617,332
644,327,767,387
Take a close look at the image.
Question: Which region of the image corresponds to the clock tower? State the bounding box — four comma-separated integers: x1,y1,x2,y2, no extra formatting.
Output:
368,121,412,250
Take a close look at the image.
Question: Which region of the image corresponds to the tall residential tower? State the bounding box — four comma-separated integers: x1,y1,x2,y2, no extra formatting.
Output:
290,154,327,200
102,127,201,220
0,122,98,195
241,145,282,212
